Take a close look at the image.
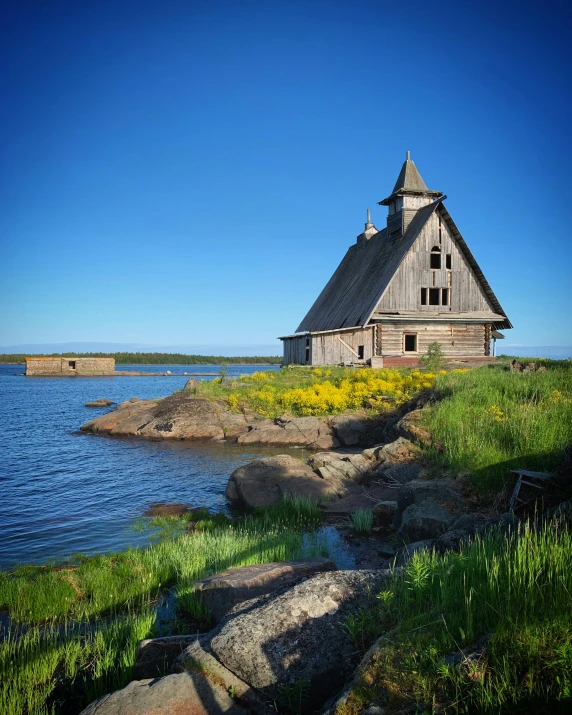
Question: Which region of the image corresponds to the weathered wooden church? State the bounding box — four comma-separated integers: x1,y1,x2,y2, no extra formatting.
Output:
280,152,511,366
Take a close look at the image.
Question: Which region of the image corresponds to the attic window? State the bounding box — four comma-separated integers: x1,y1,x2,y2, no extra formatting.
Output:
441,288,449,306
421,288,427,305
430,247,441,269
429,288,440,305
404,334,417,352
446,253,452,269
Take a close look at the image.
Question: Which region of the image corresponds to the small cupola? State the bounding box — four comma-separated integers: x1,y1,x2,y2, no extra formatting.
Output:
356,208,378,247
379,151,442,238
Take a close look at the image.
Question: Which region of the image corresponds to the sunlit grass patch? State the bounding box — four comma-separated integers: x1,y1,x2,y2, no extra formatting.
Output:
0,496,328,714
342,515,572,713
420,363,572,492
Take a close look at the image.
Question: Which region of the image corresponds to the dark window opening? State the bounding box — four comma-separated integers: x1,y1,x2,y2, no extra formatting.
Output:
441,288,449,306
358,345,365,360
404,334,417,352
69,361,76,369
430,249,441,269
421,288,427,305
446,253,452,269
429,288,440,305
305,337,310,364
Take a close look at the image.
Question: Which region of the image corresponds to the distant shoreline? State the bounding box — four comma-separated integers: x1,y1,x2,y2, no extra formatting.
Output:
0,352,282,366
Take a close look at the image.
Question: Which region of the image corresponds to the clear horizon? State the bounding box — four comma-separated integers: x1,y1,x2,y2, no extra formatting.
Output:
1,0,570,348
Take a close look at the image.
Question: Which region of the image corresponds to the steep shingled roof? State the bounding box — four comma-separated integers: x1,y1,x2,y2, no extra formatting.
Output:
296,202,440,333
295,200,511,333
391,157,429,193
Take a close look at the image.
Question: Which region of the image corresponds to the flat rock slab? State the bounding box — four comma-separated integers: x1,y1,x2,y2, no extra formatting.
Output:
85,398,115,407
237,416,339,451
81,394,251,441
398,499,454,541
79,671,248,714
209,569,393,710
319,486,397,517
226,454,360,509
193,558,337,623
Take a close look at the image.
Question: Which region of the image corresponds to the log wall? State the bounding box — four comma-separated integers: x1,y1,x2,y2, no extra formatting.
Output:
377,322,487,358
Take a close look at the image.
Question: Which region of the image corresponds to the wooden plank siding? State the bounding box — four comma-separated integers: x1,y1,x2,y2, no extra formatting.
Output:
282,328,374,366
376,322,486,358
376,211,492,314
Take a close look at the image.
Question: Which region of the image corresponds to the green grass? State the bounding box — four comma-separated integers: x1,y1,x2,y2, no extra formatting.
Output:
350,509,374,534
0,497,326,715
420,363,572,492
342,515,572,714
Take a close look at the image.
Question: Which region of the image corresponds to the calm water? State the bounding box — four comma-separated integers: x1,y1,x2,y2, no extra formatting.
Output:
0,364,282,569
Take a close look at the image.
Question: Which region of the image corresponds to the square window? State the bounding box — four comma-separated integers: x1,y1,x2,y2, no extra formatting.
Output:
430,253,441,269
446,254,452,269
421,288,427,305
69,361,76,369
404,334,417,352
429,288,440,305
442,288,449,306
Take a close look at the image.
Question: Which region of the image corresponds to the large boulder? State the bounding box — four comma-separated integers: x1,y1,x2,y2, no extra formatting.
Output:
207,570,393,710
193,558,336,623
329,414,372,446
237,416,339,451
398,499,454,541
395,409,432,446
373,437,419,465
226,455,361,509
79,671,248,715
81,394,251,441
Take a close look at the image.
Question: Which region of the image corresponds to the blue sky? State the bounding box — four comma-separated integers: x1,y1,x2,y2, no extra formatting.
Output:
1,0,570,354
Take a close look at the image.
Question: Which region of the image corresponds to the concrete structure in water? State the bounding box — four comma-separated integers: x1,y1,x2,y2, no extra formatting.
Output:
25,357,115,376
280,152,512,366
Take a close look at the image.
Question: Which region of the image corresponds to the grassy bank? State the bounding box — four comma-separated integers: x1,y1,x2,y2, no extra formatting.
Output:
0,499,325,715
0,352,282,364
421,362,572,492
196,365,437,417
341,515,572,714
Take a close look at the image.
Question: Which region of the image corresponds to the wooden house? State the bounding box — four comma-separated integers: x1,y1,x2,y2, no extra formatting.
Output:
280,152,511,366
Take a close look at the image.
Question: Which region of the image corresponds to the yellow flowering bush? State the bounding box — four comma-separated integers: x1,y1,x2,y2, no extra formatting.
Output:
245,368,436,417
487,404,505,423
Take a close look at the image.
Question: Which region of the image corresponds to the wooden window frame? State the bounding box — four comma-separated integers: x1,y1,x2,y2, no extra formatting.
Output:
403,333,418,353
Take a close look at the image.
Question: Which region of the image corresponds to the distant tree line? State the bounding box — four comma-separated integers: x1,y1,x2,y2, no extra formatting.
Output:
0,352,282,365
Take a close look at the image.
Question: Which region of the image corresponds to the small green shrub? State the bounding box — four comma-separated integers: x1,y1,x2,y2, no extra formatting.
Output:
419,341,445,371
350,509,374,533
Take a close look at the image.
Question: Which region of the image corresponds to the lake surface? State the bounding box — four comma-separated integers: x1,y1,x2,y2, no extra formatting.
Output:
0,364,282,569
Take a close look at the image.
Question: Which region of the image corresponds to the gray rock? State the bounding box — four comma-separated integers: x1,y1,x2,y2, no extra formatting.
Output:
173,637,271,714
226,455,358,509
376,437,418,465
435,529,471,554
134,635,198,680
372,500,400,529
184,377,200,391
81,394,251,441
79,671,248,715
237,416,339,450
193,558,336,623
407,478,464,507
377,462,425,484
395,409,432,446
330,414,370,446
209,570,393,710
398,499,454,541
